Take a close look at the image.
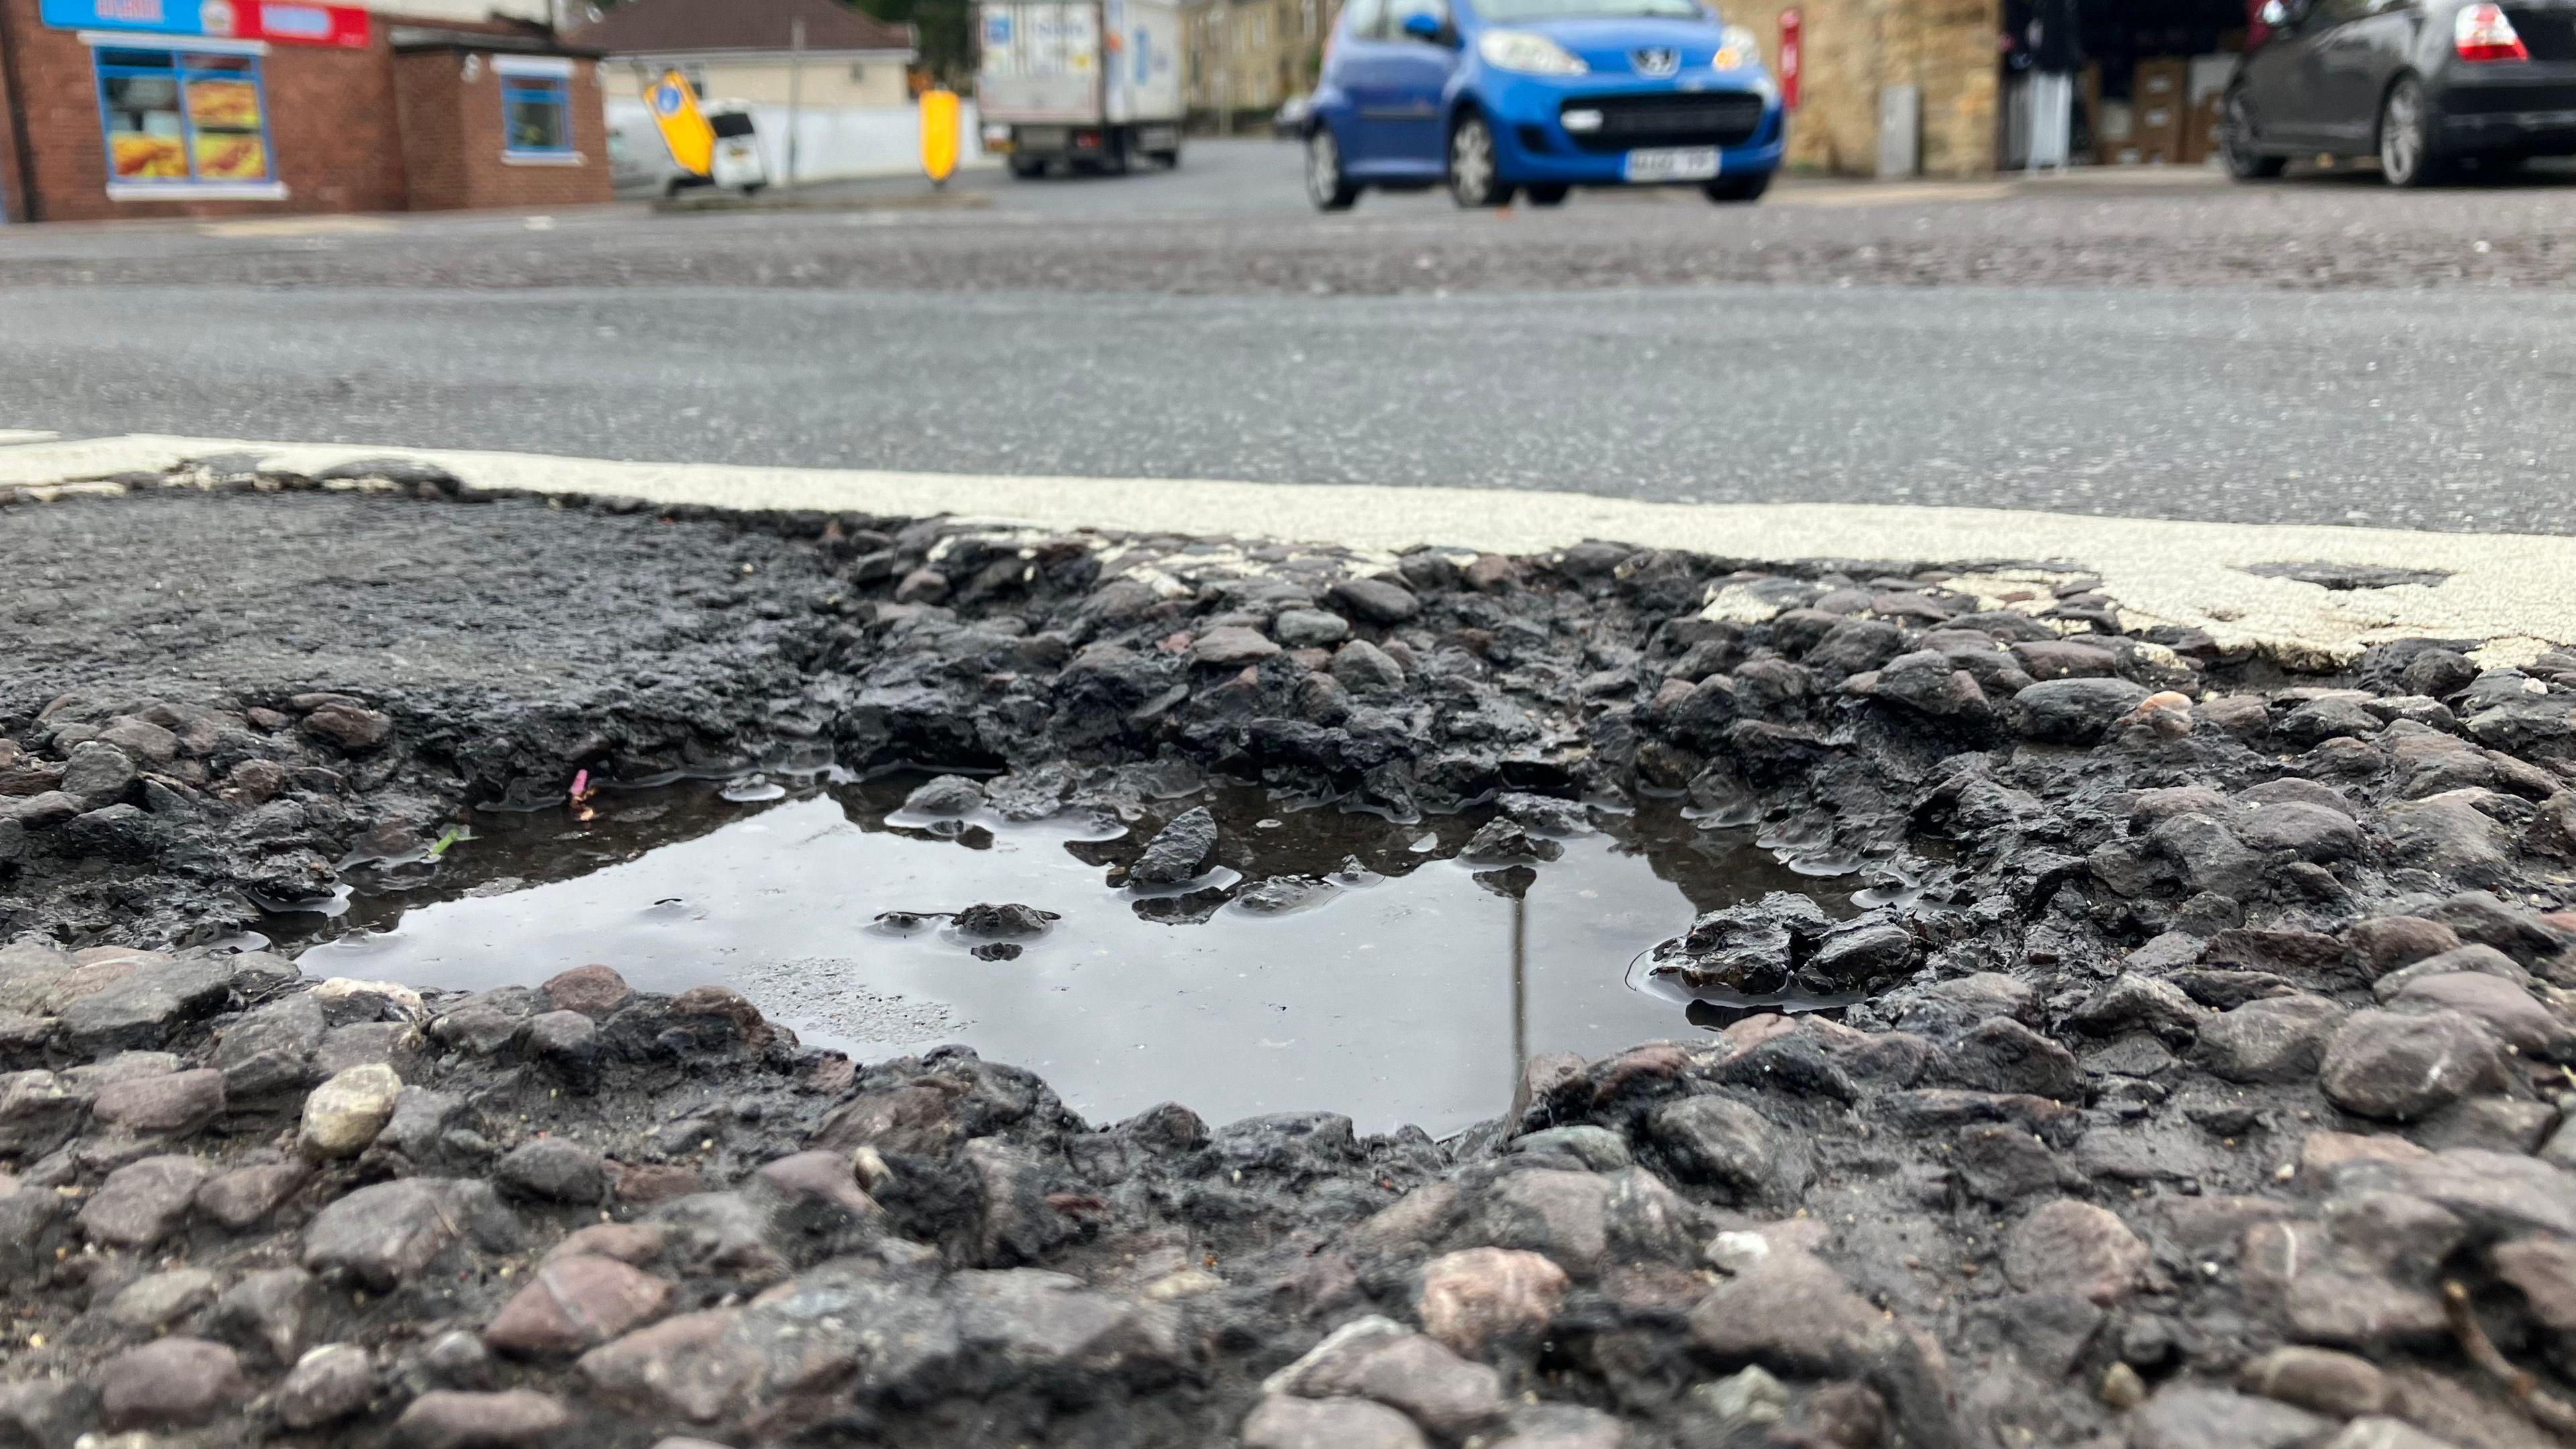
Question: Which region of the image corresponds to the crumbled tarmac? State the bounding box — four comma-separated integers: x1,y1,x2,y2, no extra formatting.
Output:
5,466,2576,1448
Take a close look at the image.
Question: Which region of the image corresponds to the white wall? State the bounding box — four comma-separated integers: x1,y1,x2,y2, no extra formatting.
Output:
608,99,997,190
616,55,914,109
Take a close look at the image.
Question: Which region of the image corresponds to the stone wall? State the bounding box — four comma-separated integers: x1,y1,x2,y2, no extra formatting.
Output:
1753,0,2000,178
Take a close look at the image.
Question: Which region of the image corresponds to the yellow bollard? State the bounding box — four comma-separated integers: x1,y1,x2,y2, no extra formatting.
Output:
920,88,961,188
643,69,716,178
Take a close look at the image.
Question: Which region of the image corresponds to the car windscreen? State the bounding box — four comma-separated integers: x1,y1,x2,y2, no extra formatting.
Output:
709,113,757,139
1468,0,1705,19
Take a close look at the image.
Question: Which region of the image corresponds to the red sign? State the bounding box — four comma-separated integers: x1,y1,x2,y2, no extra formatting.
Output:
1778,7,1801,111
241,0,369,46
44,0,365,42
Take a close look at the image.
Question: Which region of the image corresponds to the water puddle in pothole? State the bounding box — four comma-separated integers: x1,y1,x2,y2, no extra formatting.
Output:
276,776,1924,1136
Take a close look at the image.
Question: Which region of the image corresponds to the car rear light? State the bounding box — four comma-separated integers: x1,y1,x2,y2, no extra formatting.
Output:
2457,3,2529,61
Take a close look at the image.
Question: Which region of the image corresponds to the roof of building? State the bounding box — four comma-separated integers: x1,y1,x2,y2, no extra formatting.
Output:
380,11,607,55
565,0,914,56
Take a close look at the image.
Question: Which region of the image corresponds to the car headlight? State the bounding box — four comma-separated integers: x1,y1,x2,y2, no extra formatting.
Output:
1712,23,1761,69
1478,30,1589,75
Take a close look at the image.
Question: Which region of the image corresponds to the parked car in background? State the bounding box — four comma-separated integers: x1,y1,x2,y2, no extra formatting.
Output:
1297,0,1783,209
2221,0,2576,184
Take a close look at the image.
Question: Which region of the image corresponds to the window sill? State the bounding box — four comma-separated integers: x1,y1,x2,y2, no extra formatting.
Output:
502,151,586,167
107,181,288,201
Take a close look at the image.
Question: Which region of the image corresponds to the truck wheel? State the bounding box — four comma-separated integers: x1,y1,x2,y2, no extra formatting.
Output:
1306,128,1359,211
1448,113,1515,207
1010,157,1046,180
1154,150,1182,168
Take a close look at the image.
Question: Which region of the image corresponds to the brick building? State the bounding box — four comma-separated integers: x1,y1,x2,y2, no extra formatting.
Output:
0,0,610,222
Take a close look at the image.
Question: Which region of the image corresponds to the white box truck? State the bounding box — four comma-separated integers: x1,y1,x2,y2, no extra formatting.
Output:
976,0,1183,176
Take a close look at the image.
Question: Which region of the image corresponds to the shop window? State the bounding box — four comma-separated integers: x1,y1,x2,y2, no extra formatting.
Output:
95,48,272,186
502,74,574,156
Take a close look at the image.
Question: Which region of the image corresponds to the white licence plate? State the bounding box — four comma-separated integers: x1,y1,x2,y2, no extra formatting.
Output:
1623,146,1721,182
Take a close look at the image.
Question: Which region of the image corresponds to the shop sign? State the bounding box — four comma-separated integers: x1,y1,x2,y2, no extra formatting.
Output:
42,0,370,47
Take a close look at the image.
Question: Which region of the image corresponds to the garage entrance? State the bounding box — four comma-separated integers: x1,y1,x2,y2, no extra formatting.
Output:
1998,0,2258,166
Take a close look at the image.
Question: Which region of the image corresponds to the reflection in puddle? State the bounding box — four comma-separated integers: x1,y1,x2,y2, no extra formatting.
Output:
285,777,1923,1135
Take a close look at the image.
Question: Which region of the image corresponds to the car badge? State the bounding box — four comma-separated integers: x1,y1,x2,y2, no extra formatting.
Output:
1633,47,1680,75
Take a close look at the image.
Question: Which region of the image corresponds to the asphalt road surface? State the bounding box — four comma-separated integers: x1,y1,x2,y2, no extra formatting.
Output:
6,140,2576,534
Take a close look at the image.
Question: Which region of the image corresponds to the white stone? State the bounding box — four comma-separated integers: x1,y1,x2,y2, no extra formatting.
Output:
301,1064,402,1158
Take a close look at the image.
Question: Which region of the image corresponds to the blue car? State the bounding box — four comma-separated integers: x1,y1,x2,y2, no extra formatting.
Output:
1301,0,1784,209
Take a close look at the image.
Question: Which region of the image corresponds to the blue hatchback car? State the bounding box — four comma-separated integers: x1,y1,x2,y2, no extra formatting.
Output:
1301,0,1784,209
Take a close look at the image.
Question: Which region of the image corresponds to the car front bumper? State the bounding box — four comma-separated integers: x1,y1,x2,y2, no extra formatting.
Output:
1479,71,1786,183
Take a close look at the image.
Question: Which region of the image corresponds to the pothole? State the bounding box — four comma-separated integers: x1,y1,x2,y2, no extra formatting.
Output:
269,772,1935,1134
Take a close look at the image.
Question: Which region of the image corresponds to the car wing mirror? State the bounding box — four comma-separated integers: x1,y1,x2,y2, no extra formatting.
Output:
1400,11,1448,42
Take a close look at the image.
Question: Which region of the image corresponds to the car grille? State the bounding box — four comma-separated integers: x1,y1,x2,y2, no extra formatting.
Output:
1561,91,1766,152
2505,7,2576,60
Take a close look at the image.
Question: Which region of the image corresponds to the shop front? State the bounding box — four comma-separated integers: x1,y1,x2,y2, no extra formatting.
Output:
0,0,609,221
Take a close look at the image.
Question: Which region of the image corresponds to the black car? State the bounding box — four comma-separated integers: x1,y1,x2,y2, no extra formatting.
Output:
2220,0,2576,184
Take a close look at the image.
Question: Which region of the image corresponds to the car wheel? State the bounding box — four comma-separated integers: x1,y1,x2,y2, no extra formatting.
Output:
1525,183,1570,207
1010,158,1046,179
2220,90,2287,180
1305,127,1360,211
2379,76,2447,187
1448,113,1515,207
1703,171,1771,203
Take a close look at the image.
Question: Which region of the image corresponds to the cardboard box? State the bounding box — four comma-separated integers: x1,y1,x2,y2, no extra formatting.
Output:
2188,53,2239,104
2095,98,2133,162
2133,99,2184,158
2134,57,2189,105
2182,92,2223,163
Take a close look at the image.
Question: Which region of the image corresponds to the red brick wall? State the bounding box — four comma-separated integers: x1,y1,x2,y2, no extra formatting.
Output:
0,0,407,221
391,49,464,209
395,46,610,211
0,8,28,223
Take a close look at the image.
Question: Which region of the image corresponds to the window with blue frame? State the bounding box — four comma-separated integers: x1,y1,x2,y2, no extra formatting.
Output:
500,72,573,156
95,47,274,185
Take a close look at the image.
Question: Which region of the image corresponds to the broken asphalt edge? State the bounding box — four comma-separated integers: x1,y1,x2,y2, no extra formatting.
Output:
3,431,2564,669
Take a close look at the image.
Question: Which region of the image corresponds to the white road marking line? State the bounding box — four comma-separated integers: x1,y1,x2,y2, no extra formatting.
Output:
1,433,2567,663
